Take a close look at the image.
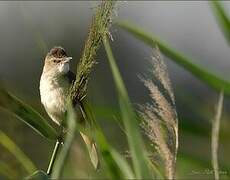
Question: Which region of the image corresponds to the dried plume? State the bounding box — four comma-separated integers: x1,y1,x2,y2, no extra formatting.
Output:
139,47,178,179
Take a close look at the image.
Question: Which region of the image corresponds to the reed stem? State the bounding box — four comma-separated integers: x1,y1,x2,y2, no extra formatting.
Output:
211,90,224,180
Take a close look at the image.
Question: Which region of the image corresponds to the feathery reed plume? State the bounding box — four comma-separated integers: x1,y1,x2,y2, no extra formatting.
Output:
211,90,224,180
139,47,178,179
70,0,116,102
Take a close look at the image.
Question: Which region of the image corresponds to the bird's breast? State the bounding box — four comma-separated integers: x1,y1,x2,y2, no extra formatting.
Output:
40,74,70,124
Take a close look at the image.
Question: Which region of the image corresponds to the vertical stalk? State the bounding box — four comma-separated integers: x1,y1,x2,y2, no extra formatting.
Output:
211,90,224,180
46,140,62,175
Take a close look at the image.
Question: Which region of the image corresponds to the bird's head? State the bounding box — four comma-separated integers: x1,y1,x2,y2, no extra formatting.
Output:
43,46,72,76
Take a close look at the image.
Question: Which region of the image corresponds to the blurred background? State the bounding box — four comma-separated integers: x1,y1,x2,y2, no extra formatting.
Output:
0,1,230,179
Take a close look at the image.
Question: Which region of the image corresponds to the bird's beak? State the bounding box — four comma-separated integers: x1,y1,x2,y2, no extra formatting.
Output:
63,57,72,63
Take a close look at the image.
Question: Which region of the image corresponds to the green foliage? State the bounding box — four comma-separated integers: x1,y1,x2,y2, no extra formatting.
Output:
0,130,37,174
25,170,49,180
94,129,129,179
51,102,76,179
109,149,135,179
103,36,152,179
0,160,19,179
82,100,134,179
0,86,57,140
117,21,230,95
210,1,230,45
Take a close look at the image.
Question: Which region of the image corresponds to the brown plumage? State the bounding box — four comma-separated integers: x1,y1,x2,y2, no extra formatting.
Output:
48,46,68,58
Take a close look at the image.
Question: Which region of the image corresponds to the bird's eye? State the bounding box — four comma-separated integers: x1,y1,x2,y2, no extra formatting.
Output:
53,60,61,63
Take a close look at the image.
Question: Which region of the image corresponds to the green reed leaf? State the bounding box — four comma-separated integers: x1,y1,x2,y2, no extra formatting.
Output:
0,87,57,140
82,101,134,179
110,149,135,179
117,21,230,95
0,130,37,174
210,1,230,45
0,162,18,179
26,170,49,180
95,129,130,179
103,36,152,179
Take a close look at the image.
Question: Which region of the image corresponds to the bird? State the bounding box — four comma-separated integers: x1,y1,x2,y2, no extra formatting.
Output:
39,46,99,169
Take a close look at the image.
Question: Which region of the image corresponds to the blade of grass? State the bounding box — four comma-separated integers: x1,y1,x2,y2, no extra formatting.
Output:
210,1,230,45
95,129,134,179
0,162,18,179
0,86,57,140
103,36,152,179
0,130,37,174
82,101,135,179
110,149,135,179
26,170,49,180
117,21,230,95
51,102,76,179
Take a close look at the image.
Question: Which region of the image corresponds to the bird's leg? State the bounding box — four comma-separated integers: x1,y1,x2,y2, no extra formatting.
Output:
46,139,62,175
46,125,65,175
57,125,66,144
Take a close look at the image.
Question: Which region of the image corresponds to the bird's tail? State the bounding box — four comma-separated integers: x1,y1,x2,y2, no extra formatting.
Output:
80,131,99,169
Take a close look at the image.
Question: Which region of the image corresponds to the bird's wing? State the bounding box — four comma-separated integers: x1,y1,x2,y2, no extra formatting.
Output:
66,71,76,84
65,71,78,107
66,72,99,169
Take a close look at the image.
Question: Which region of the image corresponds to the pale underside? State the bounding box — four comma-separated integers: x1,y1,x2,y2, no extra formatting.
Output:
40,73,70,125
